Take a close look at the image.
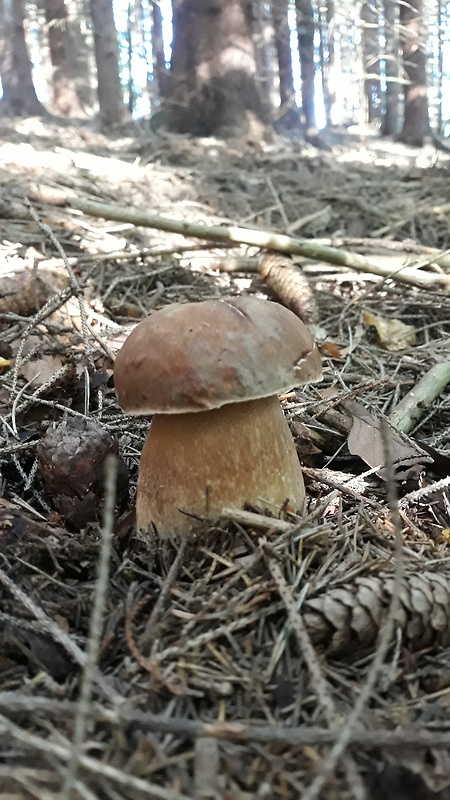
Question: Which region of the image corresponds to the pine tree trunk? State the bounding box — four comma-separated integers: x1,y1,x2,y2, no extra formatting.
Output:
90,0,127,126
436,0,443,134
151,0,167,98
0,0,46,115
296,0,316,133
44,0,87,116
252,0,277,119
398,0,429,145
380,0,400,136
272,0,299,130
162,0,268,138
360,0,380,124
324,0,337,125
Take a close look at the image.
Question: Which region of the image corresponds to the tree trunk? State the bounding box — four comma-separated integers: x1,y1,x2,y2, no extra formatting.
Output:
0,0,46,115
151,0,167,97
162,0,268,138
360,0,380,124
398,0,429,146
252,0,277,119
296,0,316,133
44,0,88,116
126,0,134,114
324,0,337,125
90,0,127,126
272,0,300,130
380,0,400,136
436,0,443,135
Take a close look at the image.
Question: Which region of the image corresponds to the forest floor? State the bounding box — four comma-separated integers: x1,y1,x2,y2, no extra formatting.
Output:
1,117,450,799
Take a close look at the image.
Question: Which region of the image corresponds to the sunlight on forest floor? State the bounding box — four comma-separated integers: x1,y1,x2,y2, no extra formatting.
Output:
1,118,450,799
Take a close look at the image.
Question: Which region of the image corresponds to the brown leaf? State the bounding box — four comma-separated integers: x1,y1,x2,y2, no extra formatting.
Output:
362,309,416,351
345,400,431,480
0,499,36,545
20,352,65,386
319,341,343,360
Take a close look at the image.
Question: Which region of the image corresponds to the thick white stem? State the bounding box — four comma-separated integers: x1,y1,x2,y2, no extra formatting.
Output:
136,395,305,537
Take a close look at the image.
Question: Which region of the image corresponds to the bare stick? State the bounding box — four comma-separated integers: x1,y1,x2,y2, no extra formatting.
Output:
0,712,191,800
264,545,336,723
264,543,368,799
2,693,450,749
220,507,294,531
62,455,117,798
64,197,450,293
388,362,450,433
301,419,404,800
25,200,93,359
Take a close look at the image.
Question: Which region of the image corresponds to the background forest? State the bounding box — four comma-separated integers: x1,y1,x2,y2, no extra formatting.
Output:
0,0,447,146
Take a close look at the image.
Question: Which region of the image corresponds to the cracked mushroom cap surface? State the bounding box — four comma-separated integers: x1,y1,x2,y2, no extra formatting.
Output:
114,296,322,414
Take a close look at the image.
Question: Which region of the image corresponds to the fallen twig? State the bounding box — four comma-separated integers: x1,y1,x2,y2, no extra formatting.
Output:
1,695,450,749
62,455,117,798
388,361,450,433
58,196,450,293
0,712,190,800
301,419,404,800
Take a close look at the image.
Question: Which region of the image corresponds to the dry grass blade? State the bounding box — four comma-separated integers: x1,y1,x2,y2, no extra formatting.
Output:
263,540,368,800
263,542,336,725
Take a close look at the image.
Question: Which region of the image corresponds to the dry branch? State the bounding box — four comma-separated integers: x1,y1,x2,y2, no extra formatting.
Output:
57,196,450,292
388,362,450,433
2,694,450,749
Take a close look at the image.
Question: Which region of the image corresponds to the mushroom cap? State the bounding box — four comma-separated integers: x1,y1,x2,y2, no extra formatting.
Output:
114,296,322,415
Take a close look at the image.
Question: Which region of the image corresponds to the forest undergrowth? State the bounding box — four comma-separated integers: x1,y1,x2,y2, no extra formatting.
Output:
1,118,450,799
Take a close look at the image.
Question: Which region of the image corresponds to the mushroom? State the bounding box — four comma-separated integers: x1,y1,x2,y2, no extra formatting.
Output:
114,296,322,537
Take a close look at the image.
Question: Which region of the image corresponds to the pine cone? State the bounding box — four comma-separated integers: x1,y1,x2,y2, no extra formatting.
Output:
258,252,318,327
303,572,450,655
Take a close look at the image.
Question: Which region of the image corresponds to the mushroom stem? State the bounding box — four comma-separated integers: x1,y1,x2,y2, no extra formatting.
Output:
136,395,305,537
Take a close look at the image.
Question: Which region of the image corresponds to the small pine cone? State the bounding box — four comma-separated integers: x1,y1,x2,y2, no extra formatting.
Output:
258,252,318,328
303,571,450,655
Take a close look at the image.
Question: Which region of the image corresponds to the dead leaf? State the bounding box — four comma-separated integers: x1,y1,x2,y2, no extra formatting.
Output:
345,400,431,480
20,352,65,386
362,309,416,351
319,340,343,359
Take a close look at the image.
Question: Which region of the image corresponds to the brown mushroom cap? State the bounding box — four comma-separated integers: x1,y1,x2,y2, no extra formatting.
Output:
114,296,322,414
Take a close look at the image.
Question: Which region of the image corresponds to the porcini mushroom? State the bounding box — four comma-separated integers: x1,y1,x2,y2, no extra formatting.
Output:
114,296,322,537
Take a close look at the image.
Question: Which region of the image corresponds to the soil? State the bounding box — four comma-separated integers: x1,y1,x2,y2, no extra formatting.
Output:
1,116,450,799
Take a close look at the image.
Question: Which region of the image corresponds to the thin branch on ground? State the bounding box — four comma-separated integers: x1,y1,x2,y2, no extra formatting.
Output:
61,196,450,292
62,455,117,798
